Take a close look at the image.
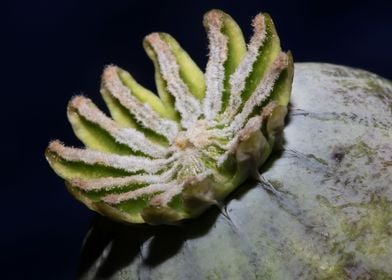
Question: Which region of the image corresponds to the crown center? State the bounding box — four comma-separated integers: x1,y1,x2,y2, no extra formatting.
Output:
173,119,211,151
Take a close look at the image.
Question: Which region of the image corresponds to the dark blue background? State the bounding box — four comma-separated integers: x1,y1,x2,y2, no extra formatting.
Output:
3,0,391,279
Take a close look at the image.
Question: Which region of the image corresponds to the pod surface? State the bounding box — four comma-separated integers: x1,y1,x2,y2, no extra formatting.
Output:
78,63,392,280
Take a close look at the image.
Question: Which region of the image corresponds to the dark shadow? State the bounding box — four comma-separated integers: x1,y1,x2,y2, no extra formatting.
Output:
77,216,151,278
76,206,222,279
141,225,185,266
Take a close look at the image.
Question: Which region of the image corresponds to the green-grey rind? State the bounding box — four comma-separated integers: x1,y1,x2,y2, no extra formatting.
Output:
78,63,392,280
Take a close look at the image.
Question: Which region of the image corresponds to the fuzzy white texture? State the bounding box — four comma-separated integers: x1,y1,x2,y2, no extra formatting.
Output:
47,10,289,222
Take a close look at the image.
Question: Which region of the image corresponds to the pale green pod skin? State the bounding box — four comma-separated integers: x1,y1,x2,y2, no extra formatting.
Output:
77,63,392,280
46,10,293,225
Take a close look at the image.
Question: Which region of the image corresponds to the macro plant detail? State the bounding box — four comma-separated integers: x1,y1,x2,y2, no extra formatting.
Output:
42,7,392,279
46,10,293,225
